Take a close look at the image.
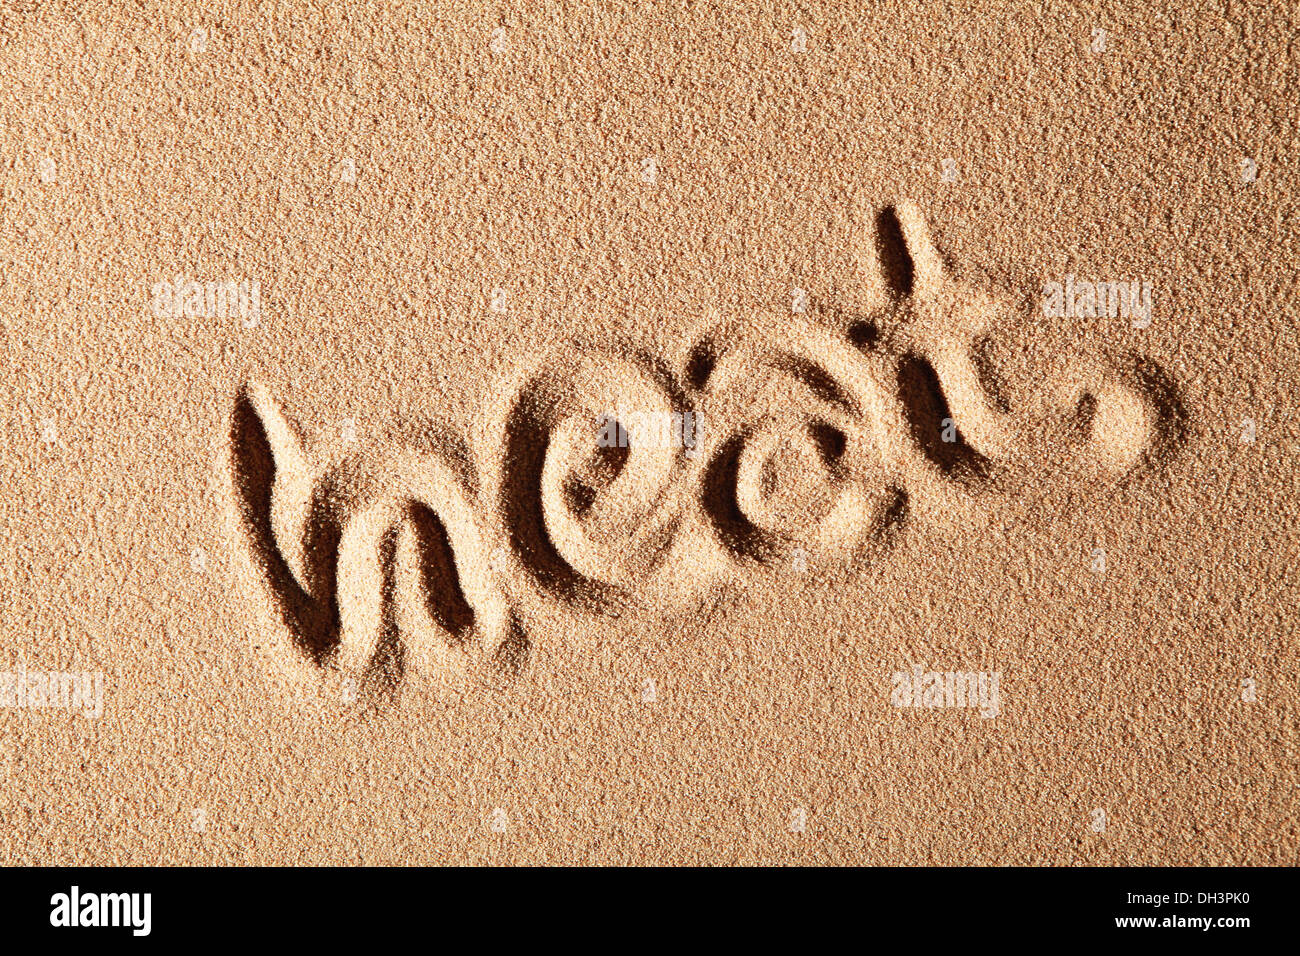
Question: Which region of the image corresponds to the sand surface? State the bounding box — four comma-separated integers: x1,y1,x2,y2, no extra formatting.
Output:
1,1,1296,864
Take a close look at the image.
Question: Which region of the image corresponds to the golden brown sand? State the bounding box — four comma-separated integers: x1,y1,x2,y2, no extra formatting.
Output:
1,1,1295,865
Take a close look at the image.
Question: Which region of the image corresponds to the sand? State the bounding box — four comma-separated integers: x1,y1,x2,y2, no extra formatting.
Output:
1,1,1295,865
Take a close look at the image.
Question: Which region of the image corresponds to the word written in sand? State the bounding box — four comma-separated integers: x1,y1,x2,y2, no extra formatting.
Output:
1041,275,1153,327
225,202,1184,695
891,667,1000,718
49,887,151,936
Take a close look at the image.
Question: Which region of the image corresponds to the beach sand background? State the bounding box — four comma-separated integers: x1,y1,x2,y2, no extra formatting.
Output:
1,0,1296,864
